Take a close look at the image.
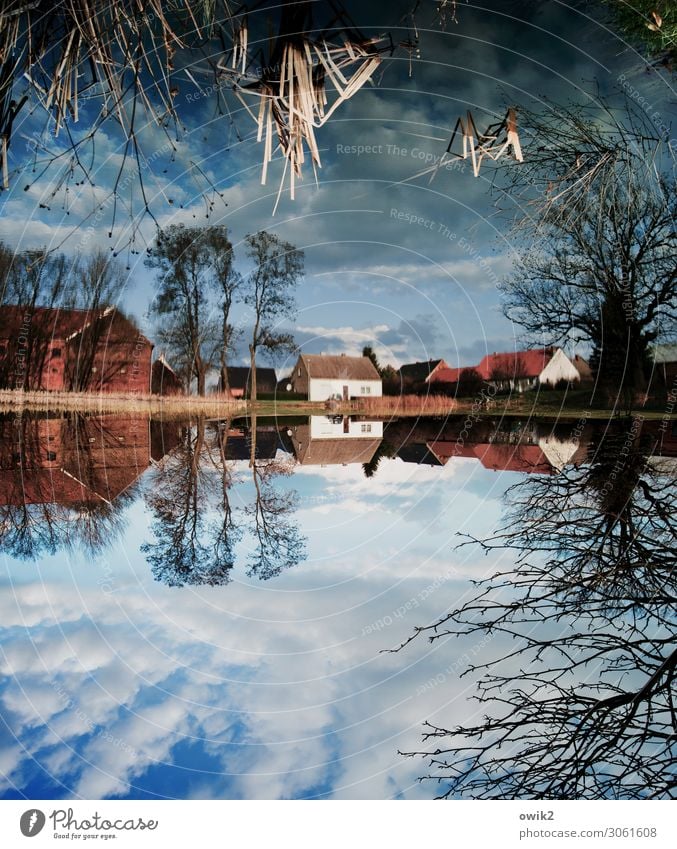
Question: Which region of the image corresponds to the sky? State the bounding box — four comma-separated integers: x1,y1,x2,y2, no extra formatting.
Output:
1,0,676,375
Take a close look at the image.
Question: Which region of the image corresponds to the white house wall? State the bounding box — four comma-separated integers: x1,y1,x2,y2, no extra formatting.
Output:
539,349,581,386
309,417,384,439
308,378,382,401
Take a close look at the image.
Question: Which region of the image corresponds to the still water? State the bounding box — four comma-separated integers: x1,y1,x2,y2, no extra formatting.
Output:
1,412,675,799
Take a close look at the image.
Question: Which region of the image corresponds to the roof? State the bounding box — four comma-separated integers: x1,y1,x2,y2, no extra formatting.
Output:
476,348,555,380
299,354,381,382
399,359,446,382
572,354,593,380
291,424,381,465
652,344,677,365
0,305,152,346
431,366,465,384
226,366,277,391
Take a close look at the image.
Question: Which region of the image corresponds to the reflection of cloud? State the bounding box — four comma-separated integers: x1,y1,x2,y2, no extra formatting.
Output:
0,458,510,799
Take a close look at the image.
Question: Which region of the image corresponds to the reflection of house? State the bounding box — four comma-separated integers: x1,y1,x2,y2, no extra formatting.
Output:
0,414,151,506
151,355,183,395
219,366,277,398
290,416,383,465
220,425,282,461
398,359,449,387
0,305,153,392
422,440,553,474
431,348,582,393
291,354,382,401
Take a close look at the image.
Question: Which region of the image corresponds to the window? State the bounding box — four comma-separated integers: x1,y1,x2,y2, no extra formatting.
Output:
91,366,98,373
298,368,301,377
120,368,127,374
51,347,62,357
46,451,56,461
361,423,372,433
360,385,371,395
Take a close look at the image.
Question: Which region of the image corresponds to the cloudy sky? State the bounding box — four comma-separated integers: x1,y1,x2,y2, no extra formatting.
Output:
0,445,522,800
1,0,675,375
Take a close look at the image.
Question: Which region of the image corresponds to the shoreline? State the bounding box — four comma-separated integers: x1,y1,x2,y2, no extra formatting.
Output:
0,390,674,421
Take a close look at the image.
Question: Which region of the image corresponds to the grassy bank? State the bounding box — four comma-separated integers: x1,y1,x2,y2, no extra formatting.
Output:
0,389,674,421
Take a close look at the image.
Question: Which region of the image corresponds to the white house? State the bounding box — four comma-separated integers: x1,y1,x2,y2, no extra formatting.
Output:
290,416,383,466
290,354,382,401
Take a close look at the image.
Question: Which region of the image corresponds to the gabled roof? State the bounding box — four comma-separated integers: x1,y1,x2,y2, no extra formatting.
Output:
431,366,464,384
476,348,555,380
299,354,381,381
226,366,277,391
398,359,446,382
0,305,151,346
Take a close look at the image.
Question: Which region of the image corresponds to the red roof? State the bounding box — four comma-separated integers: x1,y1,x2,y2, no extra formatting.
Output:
473,443,553,474
0,305,151,346
475,348,554,380
429,349,556,384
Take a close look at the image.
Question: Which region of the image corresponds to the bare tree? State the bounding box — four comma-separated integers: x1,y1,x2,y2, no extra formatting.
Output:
498,96,677,405
146,225,238,395
395,418,677,799
244,231,303,401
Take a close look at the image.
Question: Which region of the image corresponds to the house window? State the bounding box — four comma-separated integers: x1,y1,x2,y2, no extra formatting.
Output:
51,348,62,357
361,386,371,395
361,423,372,433
46,451,56,461
91,366,98,373
120,368,127,374
298,368,301,377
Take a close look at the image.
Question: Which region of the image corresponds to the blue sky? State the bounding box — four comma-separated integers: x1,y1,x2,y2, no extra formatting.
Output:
2,1,675,371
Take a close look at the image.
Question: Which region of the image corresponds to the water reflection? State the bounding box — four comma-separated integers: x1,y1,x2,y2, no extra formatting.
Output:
399,415,677,799
1,410,675,799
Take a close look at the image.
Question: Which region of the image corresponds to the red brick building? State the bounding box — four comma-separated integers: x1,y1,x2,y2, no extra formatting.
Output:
0,305,153,392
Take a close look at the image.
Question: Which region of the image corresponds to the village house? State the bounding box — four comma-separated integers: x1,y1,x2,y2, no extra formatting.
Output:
291,353,382,401
289,416,383,466
431,347,584,393
0,305,153,393
151,354,184,395
218,366,277,398
651,344,677,392
398,359,449,388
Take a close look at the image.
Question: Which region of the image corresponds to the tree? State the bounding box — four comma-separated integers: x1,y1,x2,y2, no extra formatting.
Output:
244,231,303,401
499,96,677,405
362,344,382,374
146,225,238,396
395,418,677,799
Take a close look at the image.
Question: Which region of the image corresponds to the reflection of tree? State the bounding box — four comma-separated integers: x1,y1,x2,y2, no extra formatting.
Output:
399,418,677,799
143,415,306,586
245,415,306,580
142,417,240,587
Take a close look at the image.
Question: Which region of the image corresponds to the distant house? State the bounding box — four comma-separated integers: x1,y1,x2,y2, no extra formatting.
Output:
219,366,277,398
290,416,383,465
0,305,152,393
431,348,583,393
398,359,449,387
151,355,184,395
291,354,382,401
652,344,677,390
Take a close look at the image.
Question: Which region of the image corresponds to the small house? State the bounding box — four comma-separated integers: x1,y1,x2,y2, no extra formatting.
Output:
291,354,382,401
219,365,277,398
431,348,583,393
398,359,449,389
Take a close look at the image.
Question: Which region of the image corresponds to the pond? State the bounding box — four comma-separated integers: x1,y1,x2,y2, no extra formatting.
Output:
1,412,675,799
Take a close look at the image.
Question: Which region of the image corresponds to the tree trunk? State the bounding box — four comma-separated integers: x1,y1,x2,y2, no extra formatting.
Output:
197,367,206,397
249,343,257,403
